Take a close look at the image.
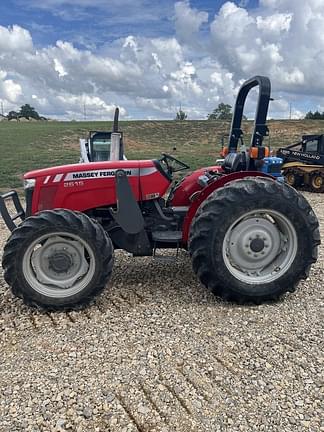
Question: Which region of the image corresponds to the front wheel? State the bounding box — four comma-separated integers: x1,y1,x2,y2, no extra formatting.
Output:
2,209,114,309
189,177,320,304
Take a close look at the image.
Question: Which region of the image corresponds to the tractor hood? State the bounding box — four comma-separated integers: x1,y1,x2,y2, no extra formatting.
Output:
22,159,171,215
23,160,155,180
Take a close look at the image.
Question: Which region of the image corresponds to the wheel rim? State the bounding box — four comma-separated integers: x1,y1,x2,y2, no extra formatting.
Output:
312,175,323,189
222,210,298,285
22,232,96,298
286,173,295,186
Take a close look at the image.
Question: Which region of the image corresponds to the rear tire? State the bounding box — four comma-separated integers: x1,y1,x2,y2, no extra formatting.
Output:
2,209,114,310
189,177,320,304
310,172,324,192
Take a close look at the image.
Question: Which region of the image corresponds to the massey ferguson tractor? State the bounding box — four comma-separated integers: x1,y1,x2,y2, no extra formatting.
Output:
0,76,320,310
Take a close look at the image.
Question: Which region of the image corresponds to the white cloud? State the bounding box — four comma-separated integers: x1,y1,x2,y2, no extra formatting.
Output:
0,71,22,103
174,0,208,43
53,58,68,77
209,1,324,97
0,25,33,53
256,13,292,35
2,80,22,102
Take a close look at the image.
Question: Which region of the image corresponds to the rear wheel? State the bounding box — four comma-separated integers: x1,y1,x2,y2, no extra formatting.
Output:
2,209,114,309
189,177,320,304
310,172,324,192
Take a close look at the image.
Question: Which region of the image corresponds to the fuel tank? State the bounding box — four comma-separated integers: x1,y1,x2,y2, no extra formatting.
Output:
170,166,222,206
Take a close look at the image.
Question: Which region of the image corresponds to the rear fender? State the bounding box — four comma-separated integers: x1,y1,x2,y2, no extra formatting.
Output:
181,171,272,244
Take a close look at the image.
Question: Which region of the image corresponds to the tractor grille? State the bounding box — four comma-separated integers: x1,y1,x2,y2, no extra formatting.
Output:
25,187,34,217
268,165,282,174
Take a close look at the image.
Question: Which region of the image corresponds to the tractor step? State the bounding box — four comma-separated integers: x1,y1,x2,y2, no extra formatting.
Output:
153,255,177,263
152,230,182,243
152,231,182,262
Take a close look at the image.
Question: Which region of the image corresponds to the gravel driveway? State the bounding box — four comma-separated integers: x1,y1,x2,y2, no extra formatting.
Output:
0,192,323,432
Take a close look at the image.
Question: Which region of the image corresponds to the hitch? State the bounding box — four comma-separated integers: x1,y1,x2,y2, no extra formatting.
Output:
0,191,25,231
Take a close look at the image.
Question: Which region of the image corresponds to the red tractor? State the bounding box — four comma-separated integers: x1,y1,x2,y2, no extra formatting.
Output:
0,76,320,309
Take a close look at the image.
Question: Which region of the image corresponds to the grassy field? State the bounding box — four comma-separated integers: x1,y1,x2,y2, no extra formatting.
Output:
0,119,324,192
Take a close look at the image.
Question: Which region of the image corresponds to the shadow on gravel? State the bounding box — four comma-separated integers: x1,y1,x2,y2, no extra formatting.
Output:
0,248,291,324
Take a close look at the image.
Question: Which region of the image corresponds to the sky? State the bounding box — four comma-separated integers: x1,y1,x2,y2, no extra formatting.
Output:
0,0,323,120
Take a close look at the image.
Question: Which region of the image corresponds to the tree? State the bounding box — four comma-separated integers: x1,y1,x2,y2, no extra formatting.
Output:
207,103,232,120
305,110,324,120
19,104,40,120
7,111,19,121
175,108,187,121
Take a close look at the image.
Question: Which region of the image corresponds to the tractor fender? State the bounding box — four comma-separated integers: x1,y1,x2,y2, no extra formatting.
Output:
181,171,272,244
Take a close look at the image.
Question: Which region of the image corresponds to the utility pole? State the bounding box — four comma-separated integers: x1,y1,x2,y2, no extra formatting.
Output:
1,101,4,116
83,102,87,121
289,102,292,120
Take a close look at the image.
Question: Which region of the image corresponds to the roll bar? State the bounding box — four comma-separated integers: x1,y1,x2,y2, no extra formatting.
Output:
228,76,271,151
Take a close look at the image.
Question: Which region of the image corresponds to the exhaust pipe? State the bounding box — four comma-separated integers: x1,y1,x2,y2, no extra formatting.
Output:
113,107,119,132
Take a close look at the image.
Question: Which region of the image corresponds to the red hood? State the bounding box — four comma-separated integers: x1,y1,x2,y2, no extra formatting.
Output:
24,160,155,179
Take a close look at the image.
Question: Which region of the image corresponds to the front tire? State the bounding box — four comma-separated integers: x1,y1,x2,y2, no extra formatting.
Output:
189,177,320,304
2,209,114,310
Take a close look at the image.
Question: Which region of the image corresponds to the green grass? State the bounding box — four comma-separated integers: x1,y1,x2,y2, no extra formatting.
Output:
0,119,324,192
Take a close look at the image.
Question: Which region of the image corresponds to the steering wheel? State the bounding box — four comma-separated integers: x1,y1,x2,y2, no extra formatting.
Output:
160,153,190,175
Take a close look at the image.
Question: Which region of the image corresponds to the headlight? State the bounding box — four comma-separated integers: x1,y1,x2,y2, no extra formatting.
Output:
24,178,36,189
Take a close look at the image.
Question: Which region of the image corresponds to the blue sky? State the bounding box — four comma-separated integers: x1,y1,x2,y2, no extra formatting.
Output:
0,1,258,48
0,1,323,120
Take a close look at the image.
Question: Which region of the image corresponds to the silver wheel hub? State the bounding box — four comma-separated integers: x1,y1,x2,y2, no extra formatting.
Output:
226,217,281,272
223,210,297,284
22,232,96,298
31,236,89,289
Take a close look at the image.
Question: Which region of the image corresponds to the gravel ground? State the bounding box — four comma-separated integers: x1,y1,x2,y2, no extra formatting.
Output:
0,192,323,432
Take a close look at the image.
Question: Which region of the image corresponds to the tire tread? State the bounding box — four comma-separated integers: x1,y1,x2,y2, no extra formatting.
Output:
189,177,320,304
2,209,114,310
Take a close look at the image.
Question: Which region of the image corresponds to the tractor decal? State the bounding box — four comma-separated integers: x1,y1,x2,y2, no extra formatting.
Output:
280,149,321,160
53,174,64,182
63,167,157,181
64,169,134,181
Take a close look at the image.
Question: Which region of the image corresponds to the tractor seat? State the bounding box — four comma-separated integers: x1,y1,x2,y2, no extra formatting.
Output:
222,152,246,173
